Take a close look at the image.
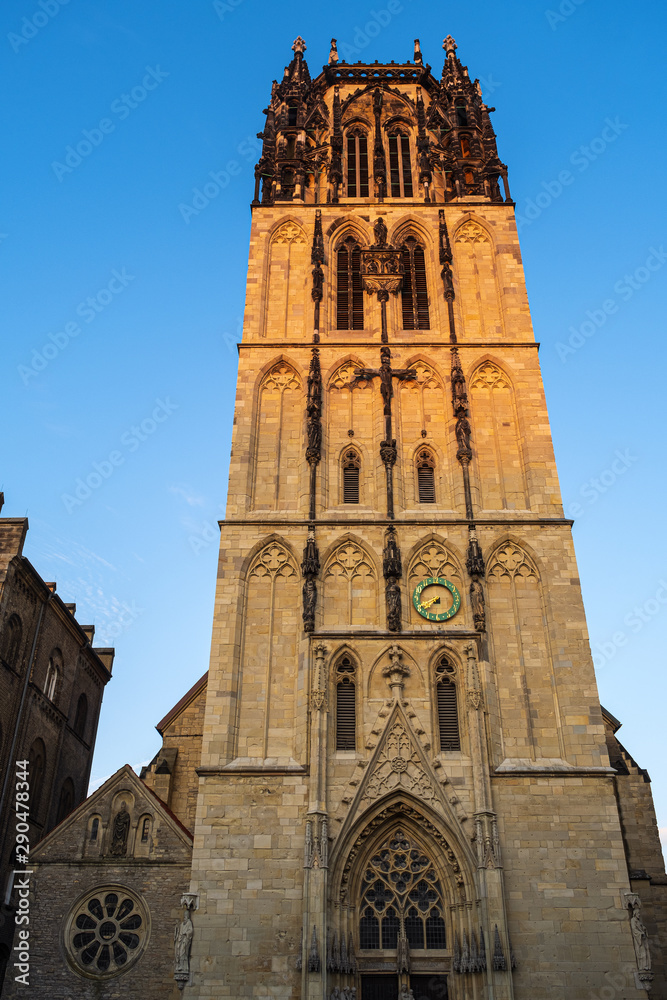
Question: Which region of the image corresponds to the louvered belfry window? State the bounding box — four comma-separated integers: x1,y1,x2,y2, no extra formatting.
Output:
342,448,361,503
336,656,356,750
388,132,413,197
416,449,436,503
436,656,460,751
347,131,369,197
401,237,430,329
337,236,364,329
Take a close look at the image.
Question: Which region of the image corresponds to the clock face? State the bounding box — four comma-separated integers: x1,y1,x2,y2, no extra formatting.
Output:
412,578,461,622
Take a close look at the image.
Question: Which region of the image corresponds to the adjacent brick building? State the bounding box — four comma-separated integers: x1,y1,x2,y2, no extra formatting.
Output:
0,500,113,990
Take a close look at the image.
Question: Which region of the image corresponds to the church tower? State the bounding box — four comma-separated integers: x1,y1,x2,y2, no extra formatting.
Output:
188,36,661,1000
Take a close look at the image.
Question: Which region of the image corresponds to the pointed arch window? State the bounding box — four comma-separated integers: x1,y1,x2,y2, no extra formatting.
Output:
45,651,61,702
2,614,22,667
73,693,88,738
359,829,447,951
90,817,99,842
337,237,364,329
416,449,436,503
335,655,356,750
388,132,413,197
287,103,298,127
56,777,75,824
29,739,46,818
436,655,460,751
401,237,430,329
342,449,361,504
346,130,369,197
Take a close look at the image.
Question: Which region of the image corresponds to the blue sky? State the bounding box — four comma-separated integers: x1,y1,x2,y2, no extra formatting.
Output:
2,1,666,854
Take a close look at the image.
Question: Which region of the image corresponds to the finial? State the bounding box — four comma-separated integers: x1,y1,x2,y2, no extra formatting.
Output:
329,38,339,65
292,36,307,57
443,34,457,58
413,38,423,65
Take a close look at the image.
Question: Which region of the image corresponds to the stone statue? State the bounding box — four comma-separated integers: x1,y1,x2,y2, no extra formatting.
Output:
627,895,651,971
174,906,194,975
455,415,472,455
398,986,414,1000
373,217,388,247
470,578,485,631
328,39,339,65
109,801,130,856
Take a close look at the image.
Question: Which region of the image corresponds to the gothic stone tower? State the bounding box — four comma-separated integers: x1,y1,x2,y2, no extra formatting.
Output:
188,36,657,1000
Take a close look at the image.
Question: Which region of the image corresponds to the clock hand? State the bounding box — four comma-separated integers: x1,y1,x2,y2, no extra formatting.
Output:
421,595,442,608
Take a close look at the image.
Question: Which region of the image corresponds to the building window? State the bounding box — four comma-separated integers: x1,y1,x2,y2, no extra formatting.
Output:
56,777,75,824
342,449,361,504
455,101,468,126
29,739,46,819
416,450,436,503
141,818,151,843
2,614,22,666
436,656,460,751
287,104,298,126
388,133,413,197
90,818,99,841
65,886,149,979
335,656,356,750
346,130,369,197
45,652,61,701
336,236,364,329
359,828,446,951
401,237,430,329
73,693,88,739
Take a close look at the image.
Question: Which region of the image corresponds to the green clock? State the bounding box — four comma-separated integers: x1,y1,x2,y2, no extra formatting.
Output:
413,577,461,622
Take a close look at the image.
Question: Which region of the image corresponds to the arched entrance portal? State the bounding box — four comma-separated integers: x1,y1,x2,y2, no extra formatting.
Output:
330,800,478,1000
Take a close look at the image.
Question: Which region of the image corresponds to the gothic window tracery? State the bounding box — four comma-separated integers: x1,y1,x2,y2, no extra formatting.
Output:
400,237,429,330
337,236,364,329
323,541,377,628
388,131,413,197
359,829,447,951
335,654,357,750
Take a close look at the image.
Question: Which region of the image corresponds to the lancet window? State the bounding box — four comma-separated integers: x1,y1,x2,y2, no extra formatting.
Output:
336,236,364,329
359,829,447,951
416,449,436,503
342,448,361,503
401,237,429,329
435,656,460,751
388,132,413,197
335,655,357,750
346,129,369,197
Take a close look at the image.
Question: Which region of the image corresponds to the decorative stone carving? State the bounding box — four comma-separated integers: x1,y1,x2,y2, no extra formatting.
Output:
301,527,320,633
271,221,307,246
492,924,506,971
466,531,485,577
487,542,537,581
263,361,301,393
470,360,510,390
109,801,130,856
174,903,194,990
362,720,436,804
625,893,652,988
398,986,414,1000
308,925,320,973
454,220,489,244
382,646,410,699
470,578,485,632
396,930,410,973
328,38,339,65
383,526,403,633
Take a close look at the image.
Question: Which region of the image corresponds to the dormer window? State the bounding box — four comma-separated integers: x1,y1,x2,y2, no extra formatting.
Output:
388,132,413,197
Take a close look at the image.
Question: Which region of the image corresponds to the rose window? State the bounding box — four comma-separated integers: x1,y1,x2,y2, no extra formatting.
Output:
65,886,149,978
